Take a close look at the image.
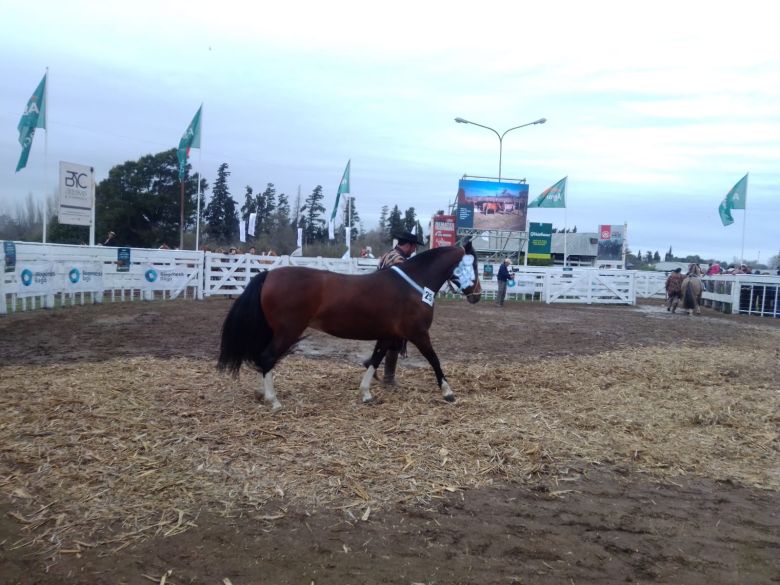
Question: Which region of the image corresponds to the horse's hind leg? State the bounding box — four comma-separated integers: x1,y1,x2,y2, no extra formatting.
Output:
409,333,455,403
253,330,301,411
258,372,282,412
359,342,389,404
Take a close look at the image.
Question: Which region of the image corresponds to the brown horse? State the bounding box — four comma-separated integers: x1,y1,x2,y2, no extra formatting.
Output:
218,242,482,410
681,263,704,315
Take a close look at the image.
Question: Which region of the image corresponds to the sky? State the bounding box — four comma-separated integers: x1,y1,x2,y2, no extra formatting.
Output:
1,0,778,264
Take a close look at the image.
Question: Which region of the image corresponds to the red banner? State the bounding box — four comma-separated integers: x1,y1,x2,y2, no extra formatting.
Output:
431,214,456,248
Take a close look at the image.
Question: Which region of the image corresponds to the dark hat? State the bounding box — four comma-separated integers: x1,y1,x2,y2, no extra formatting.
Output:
394,231,425,246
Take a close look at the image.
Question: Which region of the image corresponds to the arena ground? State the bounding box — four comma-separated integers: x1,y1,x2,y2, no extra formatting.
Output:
1,296,778,584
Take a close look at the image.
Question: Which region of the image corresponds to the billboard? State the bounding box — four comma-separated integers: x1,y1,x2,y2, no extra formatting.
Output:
527,222,553,260
430,214,457,248
597,224,625,260
58,162,94,226
456,179,529,231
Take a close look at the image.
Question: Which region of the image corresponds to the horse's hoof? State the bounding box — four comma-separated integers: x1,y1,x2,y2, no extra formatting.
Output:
270,402,283,412
443,394,456,403
362,396,376,405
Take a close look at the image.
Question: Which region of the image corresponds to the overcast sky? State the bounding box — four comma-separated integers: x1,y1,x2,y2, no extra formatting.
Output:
1,0,778,263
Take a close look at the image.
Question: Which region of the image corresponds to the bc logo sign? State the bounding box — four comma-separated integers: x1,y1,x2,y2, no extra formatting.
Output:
21,268,33,286
69,268,81,284
145,269,158,283
65,170,88,189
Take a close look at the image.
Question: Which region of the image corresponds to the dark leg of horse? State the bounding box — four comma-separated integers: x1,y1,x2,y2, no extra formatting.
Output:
255,330,303,411
408,333,455,403
359,342,390,403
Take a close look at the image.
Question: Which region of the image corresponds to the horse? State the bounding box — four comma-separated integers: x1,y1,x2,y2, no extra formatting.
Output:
217,241,482,410
681,263,704,315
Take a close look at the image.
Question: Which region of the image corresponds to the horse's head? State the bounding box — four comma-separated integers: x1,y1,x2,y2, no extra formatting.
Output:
449,240,482,304
688,263,703,276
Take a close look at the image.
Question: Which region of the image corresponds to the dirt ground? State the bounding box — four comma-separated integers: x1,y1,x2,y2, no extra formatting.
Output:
1,296,779,584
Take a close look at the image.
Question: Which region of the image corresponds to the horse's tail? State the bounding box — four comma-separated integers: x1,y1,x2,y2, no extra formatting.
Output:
682,279,695,309
217,271,273,377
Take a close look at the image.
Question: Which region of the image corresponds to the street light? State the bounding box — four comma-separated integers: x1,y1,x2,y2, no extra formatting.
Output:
454,117,546,181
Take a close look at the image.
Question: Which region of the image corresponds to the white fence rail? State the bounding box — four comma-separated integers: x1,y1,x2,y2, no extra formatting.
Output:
4,242,778,317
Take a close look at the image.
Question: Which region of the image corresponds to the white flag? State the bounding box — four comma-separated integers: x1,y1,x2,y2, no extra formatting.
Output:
248,213,257,236
296,227,303,248
239,220,246,243
328,218,335,240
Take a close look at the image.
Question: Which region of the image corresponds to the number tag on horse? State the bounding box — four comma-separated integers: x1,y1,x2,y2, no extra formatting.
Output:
422,287,435,306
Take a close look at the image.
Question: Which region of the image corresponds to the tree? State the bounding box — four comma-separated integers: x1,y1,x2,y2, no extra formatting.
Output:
341,197,361,242
301,185,326,244
90,149,203,248
665,246,674,261
402,207,417,232
258,183,277,234
386,205,403,239
240,186,255,221
378,205,389,237
204,163,238,244
653,250,661,262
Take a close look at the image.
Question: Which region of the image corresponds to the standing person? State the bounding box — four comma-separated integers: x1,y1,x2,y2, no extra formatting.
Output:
101,231,116,246
375,231,425,384
496,258,511,307
665,267,685,312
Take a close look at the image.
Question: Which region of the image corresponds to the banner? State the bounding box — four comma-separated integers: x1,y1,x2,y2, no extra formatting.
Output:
58,162,95,226
117,248,131,272
17,262,57,295
597,224,625,260
65,263,103,292
455,203,474,230
529,177,567,208
248,212,257,236
16,73,47,172
431,214,456,248
177,105,202,180
718,173,748,226
4,241,16,272
143,265,192,291
456,179,529,231
527,222,553,259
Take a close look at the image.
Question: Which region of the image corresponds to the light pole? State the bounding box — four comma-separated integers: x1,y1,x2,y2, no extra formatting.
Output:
454,117,546,181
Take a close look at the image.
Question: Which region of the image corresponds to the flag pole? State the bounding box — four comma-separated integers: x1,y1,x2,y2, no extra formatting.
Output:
740,173,748,265
563,207,568,267
42,67,49,244
195,153,202,251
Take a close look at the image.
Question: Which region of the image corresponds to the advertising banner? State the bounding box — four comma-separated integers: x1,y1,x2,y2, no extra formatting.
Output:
456,203,474,230
527,222,553,259
142,265,192,291
431,214,457,248
58,162,94,226
597,224,625,260
16,262,58,295
456,179,529,231
3,241,16,272
65,263,104,292
117,248,131,272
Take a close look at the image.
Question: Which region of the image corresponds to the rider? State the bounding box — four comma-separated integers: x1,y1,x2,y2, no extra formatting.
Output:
376,231,425,384
665,267,685,312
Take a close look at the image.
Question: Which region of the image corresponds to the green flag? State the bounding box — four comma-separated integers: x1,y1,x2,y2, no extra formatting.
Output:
328,160,351,240
528,176,566,208
718,174,748,226
330,160,351,221
16,73,47,173
177,105,202,180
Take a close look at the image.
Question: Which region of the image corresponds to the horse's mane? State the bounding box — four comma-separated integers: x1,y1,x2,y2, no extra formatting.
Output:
403,246,461,267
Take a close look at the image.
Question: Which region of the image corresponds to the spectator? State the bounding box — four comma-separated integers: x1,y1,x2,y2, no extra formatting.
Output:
665,267,685,313
495,258,512,307
102,231,117,246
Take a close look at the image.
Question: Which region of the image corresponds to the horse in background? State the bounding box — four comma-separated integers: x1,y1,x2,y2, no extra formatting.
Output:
681,263,704,315
217,242,482,410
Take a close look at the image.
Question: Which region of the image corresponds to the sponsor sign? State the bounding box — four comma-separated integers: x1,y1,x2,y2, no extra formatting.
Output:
597,224,625,260
117,248,131,272
17,262,57,294
58,162,94,226
456,203,474,230
456,179,529,231
431,214,457,248
143,265,192,291
527,222,553,260
65,263,104,292
3,241,16,272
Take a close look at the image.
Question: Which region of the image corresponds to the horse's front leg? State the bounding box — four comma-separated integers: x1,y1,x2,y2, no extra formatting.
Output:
409,333,455,403
255,371,283,411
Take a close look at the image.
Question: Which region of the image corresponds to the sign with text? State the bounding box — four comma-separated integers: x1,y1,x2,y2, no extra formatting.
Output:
65,263,104,292
3,241,16,272
527,222,553,259
17,262,57,294
117,247,131,272
456,179,529,231
58,161,94,226
431,214,457,248
597,224,625,260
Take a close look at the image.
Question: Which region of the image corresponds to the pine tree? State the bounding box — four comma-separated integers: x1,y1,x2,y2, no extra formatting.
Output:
403,207,417,232
204,163,238,244
386,205,403,238
261,183,277,234
301,185,326,244
378,205,389,237
240,186,255,221
341,197,361,242
653,250,661,262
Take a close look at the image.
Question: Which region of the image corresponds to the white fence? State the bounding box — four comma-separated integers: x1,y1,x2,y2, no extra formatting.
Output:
4,242,778,317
